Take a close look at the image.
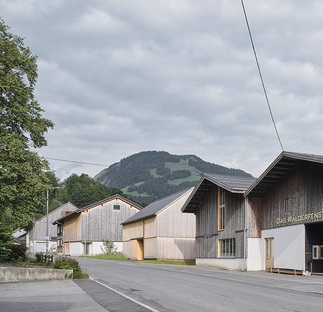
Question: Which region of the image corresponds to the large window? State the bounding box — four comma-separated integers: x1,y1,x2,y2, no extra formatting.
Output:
219,238,235,257
218,188,225,230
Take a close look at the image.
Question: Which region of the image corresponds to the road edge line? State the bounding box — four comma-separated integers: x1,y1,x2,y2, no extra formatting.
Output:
89,277,160,312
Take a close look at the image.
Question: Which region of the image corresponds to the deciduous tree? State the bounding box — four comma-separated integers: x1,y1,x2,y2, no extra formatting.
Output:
0,18,53,256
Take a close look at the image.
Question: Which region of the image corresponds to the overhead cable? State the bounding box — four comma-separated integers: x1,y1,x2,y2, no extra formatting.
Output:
241,0,284,151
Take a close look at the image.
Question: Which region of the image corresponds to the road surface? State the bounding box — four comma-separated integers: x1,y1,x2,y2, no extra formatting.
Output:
76,257,323,312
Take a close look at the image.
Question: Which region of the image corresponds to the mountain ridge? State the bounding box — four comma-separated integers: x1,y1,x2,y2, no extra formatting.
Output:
94,151,252,204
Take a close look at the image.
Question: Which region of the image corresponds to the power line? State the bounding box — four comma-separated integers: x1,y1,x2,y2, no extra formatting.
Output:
241,0,284,151
46,157,109,167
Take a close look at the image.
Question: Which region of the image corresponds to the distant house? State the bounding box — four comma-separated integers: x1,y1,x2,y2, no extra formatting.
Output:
182,174,256,270
53,194,142,256
27,202,78,254
122,188,195,261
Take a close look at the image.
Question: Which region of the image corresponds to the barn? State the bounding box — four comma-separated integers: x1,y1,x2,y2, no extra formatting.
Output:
122,188,195,261
27,202,78,254
53,194,142,256
245,151,323,273
182,174,256,270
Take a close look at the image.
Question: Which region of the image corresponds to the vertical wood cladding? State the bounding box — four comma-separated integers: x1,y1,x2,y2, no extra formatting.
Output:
85,200,140,242
195,185,245,258
261,162,323,230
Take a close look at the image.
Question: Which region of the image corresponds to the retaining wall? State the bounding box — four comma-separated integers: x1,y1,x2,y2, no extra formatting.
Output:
0,267,73,283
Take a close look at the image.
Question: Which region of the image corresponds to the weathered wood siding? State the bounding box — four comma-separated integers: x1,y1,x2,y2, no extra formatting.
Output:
195,185,245,258
157,192,195,238
123,221,144,241
83,199,140,242
156,237,195,260
247,197,262,238
144,238,157,259
29,202,77,241
64,214,82,242
144,217,156,238
261,162,323,230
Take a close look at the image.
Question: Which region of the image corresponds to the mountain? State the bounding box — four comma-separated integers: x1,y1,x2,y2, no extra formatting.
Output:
94,151,253,204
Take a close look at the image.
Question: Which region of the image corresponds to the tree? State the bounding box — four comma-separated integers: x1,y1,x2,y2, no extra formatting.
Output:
0,19,54,256
61,173,111,208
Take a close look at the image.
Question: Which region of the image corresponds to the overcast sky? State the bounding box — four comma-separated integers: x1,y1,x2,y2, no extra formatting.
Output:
2,0,323,181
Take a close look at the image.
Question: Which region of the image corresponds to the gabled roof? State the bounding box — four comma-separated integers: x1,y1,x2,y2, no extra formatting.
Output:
53,194,142,225
122,188,193,225
245,151,323,197
182,174,256,213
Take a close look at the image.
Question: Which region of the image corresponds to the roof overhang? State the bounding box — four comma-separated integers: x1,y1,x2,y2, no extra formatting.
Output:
244,151,323,198
182,174,254,213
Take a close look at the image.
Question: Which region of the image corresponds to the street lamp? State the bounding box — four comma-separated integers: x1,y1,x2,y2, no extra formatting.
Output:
46,186,63,258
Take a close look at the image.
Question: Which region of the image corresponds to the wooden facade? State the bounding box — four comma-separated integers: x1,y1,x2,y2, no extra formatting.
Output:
246,152,323,273
53,195,142,256
182,174,256,270
122,188,195,261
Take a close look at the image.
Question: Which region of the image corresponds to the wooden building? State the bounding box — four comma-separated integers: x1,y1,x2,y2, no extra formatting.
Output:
245,151,323,273
53,195,142,256
182,174,256,270
183,152,323,273
122,188,195,261
27,202,78,253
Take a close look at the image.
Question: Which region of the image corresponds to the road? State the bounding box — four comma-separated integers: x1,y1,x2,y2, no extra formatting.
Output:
76,257,323,312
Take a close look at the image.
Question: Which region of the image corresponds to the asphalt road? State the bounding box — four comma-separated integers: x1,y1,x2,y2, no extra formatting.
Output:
77,257,323,312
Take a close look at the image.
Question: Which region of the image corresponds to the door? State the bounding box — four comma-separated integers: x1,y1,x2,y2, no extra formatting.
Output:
137,239,144,260
266,238,274,269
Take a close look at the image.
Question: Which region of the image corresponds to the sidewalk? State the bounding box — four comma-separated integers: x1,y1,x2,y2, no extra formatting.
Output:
0,279,107,312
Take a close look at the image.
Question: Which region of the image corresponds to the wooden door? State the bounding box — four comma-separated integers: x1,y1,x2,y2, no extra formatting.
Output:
137,239,144,260
266,238,274,269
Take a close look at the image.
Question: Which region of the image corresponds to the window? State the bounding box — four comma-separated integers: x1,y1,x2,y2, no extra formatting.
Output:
284,198,291,215
312,245,323,260
219,238,235,257
113,205,120,210
218,188,225,230
57,239,62,248
57,224,63,235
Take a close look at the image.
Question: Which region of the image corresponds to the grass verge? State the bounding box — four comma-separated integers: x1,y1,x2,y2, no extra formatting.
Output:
87,253,129,261
134,260,195,265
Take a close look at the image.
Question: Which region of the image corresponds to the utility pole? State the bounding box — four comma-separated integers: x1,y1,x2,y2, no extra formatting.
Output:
46,186,63,259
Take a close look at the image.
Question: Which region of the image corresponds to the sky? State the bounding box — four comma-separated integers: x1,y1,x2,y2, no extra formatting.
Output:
2,0,323,181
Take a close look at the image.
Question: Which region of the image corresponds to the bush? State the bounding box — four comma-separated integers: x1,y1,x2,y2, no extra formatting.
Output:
35,252,42,262
100,239,116,254
8,244,27,262
53,256,88,279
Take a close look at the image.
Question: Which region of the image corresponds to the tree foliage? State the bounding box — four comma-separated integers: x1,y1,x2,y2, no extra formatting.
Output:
0,18,54,253
57,173,139,209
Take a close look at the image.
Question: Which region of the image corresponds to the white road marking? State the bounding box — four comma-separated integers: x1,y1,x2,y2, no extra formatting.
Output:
90,277,160,312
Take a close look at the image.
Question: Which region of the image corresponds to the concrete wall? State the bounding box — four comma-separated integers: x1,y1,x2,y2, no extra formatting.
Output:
0,267,73,283
196,258,245,270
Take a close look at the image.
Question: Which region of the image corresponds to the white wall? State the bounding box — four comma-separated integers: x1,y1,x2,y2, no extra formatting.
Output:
70,242,83,256
262,224,305,271
247,238,262,271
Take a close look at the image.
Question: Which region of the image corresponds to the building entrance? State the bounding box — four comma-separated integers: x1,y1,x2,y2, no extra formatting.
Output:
305,222,323,273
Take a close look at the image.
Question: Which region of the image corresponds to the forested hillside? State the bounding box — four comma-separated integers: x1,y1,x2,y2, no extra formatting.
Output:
94,151,252,204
